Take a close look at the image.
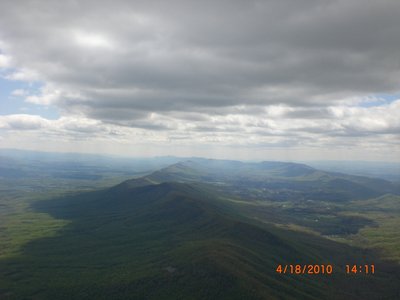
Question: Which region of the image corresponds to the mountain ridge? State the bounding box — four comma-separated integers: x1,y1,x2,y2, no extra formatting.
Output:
18,176,399,299
1,158,400,299
117,159,399,202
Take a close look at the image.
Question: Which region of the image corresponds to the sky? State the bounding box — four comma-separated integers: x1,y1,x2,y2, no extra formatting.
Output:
0,0,399,161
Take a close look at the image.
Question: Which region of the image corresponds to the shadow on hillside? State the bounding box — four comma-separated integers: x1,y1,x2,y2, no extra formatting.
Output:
0,184,400,299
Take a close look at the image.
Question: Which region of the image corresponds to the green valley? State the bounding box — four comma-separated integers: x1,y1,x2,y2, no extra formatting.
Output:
0,153,399,299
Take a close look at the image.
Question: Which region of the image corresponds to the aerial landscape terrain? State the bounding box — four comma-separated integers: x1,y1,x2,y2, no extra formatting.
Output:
1,0,400,299
0,149,399,299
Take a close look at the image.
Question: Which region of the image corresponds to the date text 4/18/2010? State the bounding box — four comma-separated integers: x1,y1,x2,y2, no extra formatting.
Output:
276,264,375,275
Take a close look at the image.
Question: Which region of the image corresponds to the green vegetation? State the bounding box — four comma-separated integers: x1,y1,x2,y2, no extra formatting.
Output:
0,186,69,259
0,155,399,299
341,195,400,262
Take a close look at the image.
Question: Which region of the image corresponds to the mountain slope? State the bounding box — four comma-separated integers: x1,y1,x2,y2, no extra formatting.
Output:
1,180,399,299
129,159,400,201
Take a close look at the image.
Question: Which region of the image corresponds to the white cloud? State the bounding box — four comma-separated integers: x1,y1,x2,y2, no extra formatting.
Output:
11,89,27,96
0,54,11,68
0,114,49,130
73,30,114,49
25,91,60,105
56,116,105,133
5,68,40,81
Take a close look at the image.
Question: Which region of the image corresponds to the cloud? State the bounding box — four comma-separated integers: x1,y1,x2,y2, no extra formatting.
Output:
11,89,27,97
25,85,62,105
0,114,48,130
1,99,399,140
0,53,11,68
73,30,114,49
0,0,399,160
1,1,399,112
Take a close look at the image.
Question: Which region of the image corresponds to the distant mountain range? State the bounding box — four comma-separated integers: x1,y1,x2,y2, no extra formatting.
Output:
120,158,400,202
21,174,397,299
1,153,400,299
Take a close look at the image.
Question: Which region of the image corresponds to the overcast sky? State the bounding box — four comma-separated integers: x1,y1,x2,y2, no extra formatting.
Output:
0,0,399,161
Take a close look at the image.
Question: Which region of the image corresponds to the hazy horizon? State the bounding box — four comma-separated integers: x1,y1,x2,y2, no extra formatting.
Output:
2,147,400,165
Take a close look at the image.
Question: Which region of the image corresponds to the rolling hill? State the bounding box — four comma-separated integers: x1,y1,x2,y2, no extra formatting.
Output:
1,172,399,299
122,159,400,201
